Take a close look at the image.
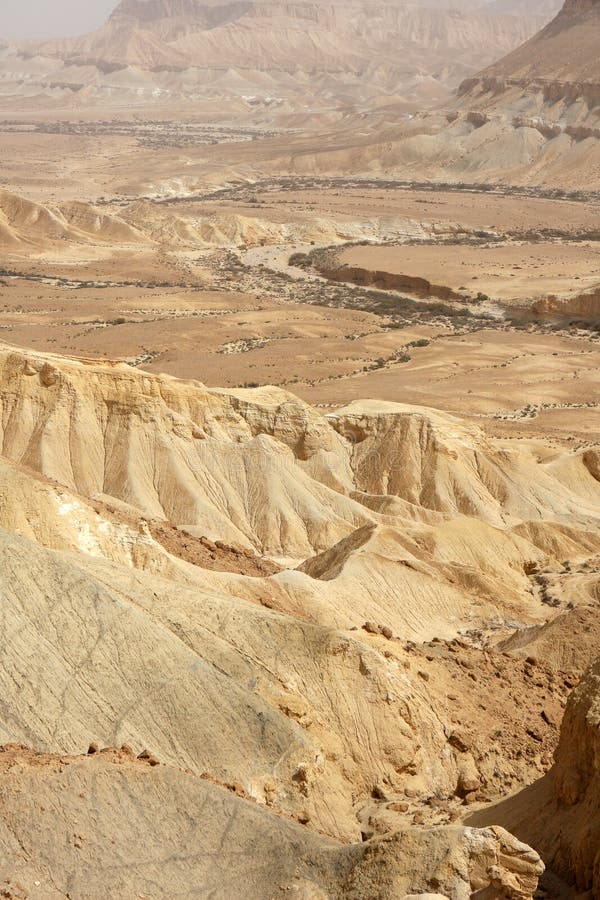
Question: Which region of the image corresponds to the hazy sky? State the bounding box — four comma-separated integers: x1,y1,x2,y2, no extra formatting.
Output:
0,0,118,39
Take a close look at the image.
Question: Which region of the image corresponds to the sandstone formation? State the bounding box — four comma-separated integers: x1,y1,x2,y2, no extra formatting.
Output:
0,189,147,249
0,187,461,253
441,0,600,184
532,285,600,320
474,0,600,86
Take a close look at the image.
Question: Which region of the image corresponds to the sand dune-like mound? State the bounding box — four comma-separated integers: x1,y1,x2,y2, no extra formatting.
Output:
0,189,147,250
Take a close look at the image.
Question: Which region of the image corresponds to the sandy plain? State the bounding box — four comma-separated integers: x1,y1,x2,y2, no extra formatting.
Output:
338,240,600,303
1,143,599,453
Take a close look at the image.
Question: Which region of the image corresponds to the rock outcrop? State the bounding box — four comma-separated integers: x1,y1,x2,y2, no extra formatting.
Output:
545,657,600,891
532,285,600,320
0,746,544,900
469,655,600,895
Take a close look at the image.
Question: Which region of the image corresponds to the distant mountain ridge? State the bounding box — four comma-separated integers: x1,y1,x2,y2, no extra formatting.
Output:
256,0,600,189
465,0,600,94
418,0,600,185
108,0,255,33
0,0,561,109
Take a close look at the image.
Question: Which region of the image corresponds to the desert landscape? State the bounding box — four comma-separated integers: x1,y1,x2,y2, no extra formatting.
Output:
0,0,599,898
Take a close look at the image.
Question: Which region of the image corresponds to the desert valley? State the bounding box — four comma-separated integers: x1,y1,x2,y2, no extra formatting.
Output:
0,0,600,898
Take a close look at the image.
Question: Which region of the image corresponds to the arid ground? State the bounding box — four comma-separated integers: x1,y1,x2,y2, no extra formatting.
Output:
1,1,600,898
2,177,599,449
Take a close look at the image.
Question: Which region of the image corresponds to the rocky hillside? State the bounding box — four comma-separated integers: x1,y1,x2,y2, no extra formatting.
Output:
460,0,600,115
442,0,600,183
0,342,598,895
471,654,600,895
285,0,600,187
0,746,544,899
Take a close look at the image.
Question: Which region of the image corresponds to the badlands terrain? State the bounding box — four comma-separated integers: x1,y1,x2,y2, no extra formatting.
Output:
0,0,600,898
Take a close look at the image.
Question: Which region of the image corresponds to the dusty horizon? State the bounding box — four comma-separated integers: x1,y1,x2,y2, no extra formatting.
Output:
0,0,118,39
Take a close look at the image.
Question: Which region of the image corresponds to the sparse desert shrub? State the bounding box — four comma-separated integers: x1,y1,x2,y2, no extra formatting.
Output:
288,252,311,269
